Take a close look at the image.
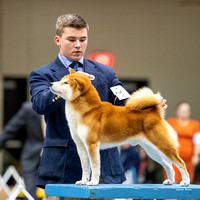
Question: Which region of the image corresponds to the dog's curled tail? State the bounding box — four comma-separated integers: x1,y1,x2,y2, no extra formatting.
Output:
126,87,162,111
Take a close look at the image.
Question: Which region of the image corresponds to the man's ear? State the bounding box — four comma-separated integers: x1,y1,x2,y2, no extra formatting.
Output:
54,36,61,46
69,67,76,74
74,78,83,90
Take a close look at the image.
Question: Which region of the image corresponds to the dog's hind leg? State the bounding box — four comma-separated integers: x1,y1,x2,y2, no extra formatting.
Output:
139,138,190,186
136,139,175,185
161,160,175,185
171,154,190,186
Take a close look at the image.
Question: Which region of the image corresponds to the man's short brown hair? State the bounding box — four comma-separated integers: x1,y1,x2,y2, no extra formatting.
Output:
56,14,89,36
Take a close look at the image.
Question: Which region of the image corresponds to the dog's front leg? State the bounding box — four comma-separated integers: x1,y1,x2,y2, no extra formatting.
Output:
72,134,91,185
76,145,91,185
86,142,100,186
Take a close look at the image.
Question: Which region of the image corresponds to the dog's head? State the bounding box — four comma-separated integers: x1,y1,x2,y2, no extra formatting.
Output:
50,68,95,101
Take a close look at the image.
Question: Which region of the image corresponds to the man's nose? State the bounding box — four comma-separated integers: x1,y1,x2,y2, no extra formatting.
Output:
75,40,81,47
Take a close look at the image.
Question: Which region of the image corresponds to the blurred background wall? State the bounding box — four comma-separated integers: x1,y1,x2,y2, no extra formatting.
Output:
0,0,200,124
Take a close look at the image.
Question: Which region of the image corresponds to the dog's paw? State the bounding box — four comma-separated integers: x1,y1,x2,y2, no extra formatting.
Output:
86,180,99,186
75,180,88,185
180,180,190,187
163,179,173,185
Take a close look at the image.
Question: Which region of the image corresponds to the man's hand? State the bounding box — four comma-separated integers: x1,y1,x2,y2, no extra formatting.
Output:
158,97,168,113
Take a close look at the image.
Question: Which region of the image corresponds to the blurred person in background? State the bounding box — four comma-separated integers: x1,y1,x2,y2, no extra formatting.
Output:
0,102,44,199
167,102,200,183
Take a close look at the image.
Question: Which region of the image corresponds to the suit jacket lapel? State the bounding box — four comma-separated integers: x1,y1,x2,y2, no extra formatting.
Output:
50,56,70,81
50,57,99,87
84,59,99,88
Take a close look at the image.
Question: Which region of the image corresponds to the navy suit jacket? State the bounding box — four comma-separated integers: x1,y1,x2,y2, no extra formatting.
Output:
29,56,126,188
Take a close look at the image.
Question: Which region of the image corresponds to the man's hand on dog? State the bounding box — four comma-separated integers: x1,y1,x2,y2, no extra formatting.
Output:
159,97,168,113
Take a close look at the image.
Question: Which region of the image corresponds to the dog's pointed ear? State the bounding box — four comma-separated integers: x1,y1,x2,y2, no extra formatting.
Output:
76,72,95,81
88,74,95,81
69,67,76,74
74,78,83,90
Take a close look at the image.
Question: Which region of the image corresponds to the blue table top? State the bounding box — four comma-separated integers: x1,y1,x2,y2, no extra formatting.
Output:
45,184,200,199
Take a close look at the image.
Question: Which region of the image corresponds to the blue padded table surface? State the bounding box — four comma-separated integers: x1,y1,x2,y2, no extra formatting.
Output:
45,184,200,199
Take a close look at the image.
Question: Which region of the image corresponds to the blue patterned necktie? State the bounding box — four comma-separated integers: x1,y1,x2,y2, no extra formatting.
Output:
70,62,79,71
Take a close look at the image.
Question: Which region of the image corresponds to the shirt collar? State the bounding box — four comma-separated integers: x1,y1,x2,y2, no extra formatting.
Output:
58,53,84,68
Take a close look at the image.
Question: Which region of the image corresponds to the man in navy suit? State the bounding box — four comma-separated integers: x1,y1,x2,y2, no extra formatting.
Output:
29,14,167,199
29,13,128,192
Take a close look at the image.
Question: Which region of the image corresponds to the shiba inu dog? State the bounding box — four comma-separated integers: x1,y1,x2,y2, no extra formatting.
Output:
50,68,190,186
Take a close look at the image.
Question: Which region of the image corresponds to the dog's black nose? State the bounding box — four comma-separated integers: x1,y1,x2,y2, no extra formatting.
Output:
50,82,53,86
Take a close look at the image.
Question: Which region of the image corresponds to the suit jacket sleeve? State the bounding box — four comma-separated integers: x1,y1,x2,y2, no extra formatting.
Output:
108,68,128,106
28,67,65,115
87,60,128,106
0,102,27,149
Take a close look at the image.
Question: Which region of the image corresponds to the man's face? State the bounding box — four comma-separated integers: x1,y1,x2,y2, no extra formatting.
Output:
55,27,88,61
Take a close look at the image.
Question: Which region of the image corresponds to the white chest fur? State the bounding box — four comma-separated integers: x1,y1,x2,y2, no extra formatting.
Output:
65,102,89,144
65,102,79,136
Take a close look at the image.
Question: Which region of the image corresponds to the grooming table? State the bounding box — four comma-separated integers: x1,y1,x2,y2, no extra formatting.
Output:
45,184,200,199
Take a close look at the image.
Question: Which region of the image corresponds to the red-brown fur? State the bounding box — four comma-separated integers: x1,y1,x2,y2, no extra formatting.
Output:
50,69,190,186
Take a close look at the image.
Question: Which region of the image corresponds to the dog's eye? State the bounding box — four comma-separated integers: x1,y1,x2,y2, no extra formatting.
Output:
64,82,68,85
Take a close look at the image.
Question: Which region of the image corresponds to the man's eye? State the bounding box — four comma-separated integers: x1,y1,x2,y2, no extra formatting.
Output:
80,39,86,42
68,39,76,42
